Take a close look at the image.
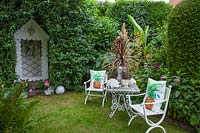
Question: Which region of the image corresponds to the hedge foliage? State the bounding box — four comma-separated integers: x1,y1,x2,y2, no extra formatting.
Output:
167,0,200,130
167,0,200,79
0,0,172,91
0,0,119,91
105,0,172,42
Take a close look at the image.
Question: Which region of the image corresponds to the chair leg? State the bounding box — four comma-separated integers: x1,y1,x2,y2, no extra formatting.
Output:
84,90,90,104
102,95,106,107
102,90,107,107
144,112,167,133
84,95,88,104
146,125,166,133
128,114,139,126
102,98,105,107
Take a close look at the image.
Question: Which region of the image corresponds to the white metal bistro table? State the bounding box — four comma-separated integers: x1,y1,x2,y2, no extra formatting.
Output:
108,86,140,119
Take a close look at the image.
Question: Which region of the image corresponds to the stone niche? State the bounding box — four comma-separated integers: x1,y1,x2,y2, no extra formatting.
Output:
15,19,49,81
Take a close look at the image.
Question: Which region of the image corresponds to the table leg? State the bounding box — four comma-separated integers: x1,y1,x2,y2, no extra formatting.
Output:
124,95,135,118
109,94,126,118
109,93,118,118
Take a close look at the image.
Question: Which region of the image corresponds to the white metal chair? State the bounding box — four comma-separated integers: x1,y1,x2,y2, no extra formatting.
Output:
84,70,108,107
126,85,172,133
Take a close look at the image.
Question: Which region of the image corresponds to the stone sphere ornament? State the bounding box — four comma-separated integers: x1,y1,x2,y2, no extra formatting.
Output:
55,86,65,94
129,78,136,87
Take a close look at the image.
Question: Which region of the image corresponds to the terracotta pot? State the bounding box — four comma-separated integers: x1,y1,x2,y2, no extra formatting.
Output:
93,81,101,88
145,97,154,110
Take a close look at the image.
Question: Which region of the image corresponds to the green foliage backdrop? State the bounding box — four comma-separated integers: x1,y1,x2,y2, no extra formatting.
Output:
2,0,198,131
0,0,171,91
105,0,172,42
0,0,119,91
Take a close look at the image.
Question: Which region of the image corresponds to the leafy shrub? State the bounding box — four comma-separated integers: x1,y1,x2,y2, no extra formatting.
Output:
167,75,200,131
0,81,39,132
133,21,169,87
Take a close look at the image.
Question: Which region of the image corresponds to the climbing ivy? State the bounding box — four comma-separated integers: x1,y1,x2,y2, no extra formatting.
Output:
0,0,119,91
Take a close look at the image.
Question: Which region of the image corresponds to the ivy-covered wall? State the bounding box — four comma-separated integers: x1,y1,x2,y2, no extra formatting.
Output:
0,0,172,91
0,0,119,91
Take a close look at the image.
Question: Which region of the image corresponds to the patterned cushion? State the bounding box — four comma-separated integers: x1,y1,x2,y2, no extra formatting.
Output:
90,70,106,89
145,78,166,112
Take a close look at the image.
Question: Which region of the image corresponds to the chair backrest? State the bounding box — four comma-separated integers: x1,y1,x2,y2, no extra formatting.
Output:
143,78,167,104
143,79,172,112
164,85,172,101
143,85,172,101
143,85,172,112
105,72,108,83
163,85,172,111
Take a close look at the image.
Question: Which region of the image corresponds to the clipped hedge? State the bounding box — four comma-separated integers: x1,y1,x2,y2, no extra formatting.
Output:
167,0,200,130
167,0,200,79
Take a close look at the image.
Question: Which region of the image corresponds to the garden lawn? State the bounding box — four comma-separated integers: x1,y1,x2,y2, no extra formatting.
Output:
30,92,190,133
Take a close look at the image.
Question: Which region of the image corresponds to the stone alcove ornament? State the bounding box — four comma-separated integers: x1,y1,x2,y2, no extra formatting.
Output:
15,19,49,81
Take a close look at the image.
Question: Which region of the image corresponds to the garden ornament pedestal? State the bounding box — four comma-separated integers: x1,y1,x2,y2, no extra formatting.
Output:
14,19,49,81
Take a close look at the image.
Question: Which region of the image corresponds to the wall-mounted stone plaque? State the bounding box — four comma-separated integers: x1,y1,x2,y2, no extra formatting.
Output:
15,19,49,81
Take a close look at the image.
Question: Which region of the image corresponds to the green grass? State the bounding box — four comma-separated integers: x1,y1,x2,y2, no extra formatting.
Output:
30,92,190,133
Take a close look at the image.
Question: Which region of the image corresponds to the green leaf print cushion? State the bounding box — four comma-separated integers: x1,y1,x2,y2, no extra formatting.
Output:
145,78,166,112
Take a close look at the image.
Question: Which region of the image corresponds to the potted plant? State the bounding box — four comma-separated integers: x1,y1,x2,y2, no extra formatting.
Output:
145,83,158,110
103,22,141,80
121,71,131,87
44,80,54,95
